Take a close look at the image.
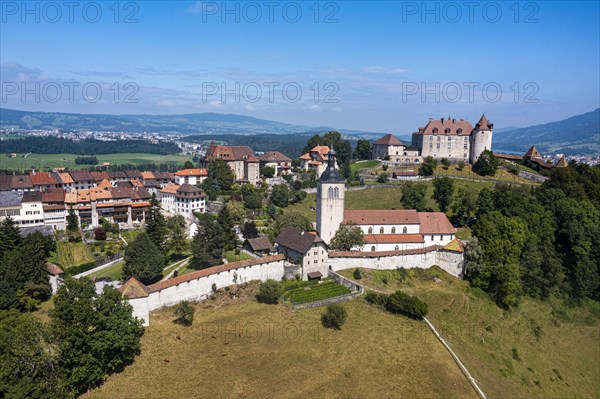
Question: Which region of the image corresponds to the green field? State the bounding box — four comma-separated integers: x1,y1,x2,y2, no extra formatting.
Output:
85,284,476,399
87,260,125,281
287,180,493,223
339,267,600,399
350,159,380,173
224,249,253,263
0,153,193,171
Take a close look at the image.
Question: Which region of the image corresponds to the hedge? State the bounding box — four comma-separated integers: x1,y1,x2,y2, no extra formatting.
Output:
364,290,428,319
63,261,97,278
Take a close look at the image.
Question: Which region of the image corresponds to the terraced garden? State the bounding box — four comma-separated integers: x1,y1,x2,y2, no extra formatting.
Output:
282,279,353,305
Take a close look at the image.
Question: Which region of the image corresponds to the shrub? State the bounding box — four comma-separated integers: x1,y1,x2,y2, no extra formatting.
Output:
321,303,347,330
257,279,282,304
174,301,195,326
385,291,428,319
94,227,107,240
377,173,389,183
353,268,362,280
364,291,387,308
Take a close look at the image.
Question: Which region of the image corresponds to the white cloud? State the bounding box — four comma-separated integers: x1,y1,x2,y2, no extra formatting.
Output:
363,66,409,74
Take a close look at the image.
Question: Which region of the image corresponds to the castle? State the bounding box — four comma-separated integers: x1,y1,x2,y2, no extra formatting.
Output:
372,114,494,164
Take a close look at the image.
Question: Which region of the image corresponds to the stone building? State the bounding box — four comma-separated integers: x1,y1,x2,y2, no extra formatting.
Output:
204,144,260,184
372,114,494,165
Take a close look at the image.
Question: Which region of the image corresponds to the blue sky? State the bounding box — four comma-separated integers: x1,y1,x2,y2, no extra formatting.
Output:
1,1,599,134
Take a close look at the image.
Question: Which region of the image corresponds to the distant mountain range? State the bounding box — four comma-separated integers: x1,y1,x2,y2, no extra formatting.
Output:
1,107,598,156
494,108,599,156
0,108,381,138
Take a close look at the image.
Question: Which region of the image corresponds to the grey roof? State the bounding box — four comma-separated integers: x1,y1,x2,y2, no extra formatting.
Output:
246,236,275,252
0,191,23,207
318,150,344,183
275,228,323,254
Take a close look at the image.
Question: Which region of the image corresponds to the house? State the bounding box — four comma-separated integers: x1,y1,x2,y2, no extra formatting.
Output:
10,175,33,192
204,144,260,184
57,172,75,190
0,175,11,191
29,171,59,191
41,188,66,230
299,145,334,177
244,236,275,256
18,191,45,228
174,168,208,185
372,134,405,161
69,170,96,190
274,228,328,280
160,184,206,219
258,151,292,176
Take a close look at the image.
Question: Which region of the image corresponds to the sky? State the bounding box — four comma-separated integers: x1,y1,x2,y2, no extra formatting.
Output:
1,0,599,135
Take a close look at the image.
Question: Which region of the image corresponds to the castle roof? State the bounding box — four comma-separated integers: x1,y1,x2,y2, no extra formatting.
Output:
343,209,420,225
373,134,402,146
416,118,473,136
206,144,259,162
524,145,542,159
555,155,568,168
475,114,493,130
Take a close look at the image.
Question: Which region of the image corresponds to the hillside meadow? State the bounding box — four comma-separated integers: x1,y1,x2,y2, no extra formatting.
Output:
85,283,477,399
339,267,600,399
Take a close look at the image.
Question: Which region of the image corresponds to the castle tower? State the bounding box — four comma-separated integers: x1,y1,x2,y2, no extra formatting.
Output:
469,114,494,164
316,150,345,245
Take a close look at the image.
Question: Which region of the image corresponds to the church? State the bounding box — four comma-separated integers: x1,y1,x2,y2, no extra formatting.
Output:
315,150,456,249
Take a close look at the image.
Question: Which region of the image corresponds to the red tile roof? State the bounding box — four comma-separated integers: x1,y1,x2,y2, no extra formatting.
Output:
45,262,64,275
373,134,402,146
343,209,420,225
329,245,444,258
258,151,292,163
145,254,285,293
29,172,57,186
418,212,455,234
41,188,65,203
11,175,33,189
206,145,259,162
175,168,207,176
118,277,150,299
363,234,424,244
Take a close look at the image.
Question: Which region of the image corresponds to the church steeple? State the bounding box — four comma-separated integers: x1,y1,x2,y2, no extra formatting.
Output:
316,150,345,245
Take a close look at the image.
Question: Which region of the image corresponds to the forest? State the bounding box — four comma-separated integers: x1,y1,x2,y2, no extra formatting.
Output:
0,137,180,155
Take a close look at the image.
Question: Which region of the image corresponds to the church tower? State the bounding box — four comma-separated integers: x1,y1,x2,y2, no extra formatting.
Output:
316,150,345,245
470,114,494,164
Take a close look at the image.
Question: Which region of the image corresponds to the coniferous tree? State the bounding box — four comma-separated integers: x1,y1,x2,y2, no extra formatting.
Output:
66,207,79,233
218,205,237,251
122,232,165,284
191,213,224,269
0,217,21,261
168,216,189,259
145,194,167,252
242,221,259,239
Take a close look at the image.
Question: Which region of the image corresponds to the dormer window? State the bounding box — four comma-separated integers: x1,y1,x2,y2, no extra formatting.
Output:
457,128,463,134
432,128,438,134
445,128,451,134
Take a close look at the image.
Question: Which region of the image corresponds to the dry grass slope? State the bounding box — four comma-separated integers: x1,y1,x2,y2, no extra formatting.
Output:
86,284,477,399
339,267,600,399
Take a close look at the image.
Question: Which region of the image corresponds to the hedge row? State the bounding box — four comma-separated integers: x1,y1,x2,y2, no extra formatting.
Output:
63,261,97,278
364,290,428,319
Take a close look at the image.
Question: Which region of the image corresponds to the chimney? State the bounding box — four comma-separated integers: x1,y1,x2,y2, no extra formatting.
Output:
441,118,445,124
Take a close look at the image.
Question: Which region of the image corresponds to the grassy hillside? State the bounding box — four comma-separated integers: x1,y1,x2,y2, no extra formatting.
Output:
339,267,600,399
286,181,493,223
85,283,476,399
0,152,193,171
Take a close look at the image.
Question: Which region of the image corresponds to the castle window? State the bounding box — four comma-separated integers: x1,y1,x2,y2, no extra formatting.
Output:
464,144,468,149
448,136,452,141
457,128,463,134
391,227,396,234
371,246,376,252
368,227,373,234
464,153,468,158
395,245,399,251
445,128,451,134
403,227,407,234
328,187,334,199
432,128,438,133
431,235,434,241
380,227,384,234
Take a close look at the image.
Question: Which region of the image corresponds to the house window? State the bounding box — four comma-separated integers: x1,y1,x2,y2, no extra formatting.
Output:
431,235,434,241
403,227,407,233
391,227,396,234
371,246,376,252
380,227,384,234
395,245,399,251
368,227,373,234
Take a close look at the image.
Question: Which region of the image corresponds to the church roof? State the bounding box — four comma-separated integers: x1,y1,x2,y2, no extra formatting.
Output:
373,134,402,146
343,209,420,225
363,234,424,244
418,212,455,234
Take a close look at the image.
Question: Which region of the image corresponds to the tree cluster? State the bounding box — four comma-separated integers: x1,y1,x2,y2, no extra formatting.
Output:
0,137,179,155
467,164,600,307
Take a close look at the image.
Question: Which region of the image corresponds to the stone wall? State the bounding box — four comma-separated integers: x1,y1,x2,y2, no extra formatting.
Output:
327,249,464,278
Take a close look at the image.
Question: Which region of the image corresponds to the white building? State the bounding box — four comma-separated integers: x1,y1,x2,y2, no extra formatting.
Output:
174,168,208,186
160,184,206,219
